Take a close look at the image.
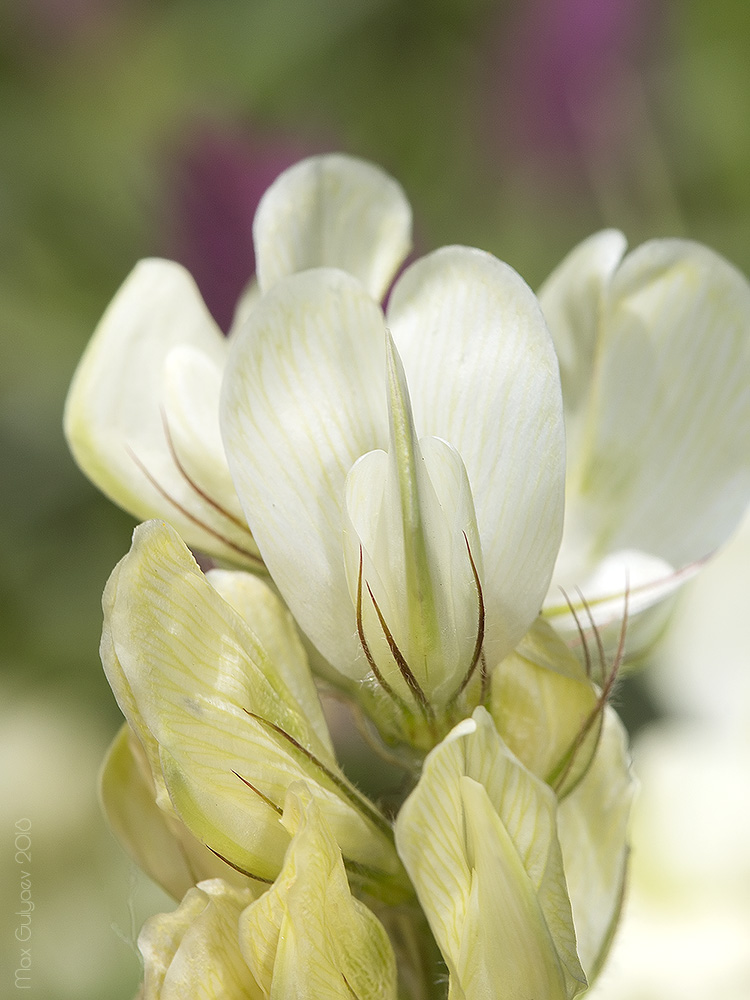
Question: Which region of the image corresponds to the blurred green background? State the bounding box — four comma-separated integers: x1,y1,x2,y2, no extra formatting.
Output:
1,1,749,997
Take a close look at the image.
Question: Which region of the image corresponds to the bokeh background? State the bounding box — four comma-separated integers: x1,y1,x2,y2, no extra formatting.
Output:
1,1,749,997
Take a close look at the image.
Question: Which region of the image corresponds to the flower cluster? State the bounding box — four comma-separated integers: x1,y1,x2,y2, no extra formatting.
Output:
65,155,750,999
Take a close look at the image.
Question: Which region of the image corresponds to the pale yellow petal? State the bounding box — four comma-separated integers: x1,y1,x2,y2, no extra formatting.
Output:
104,520,401,887
557,709,635,980
139,879,262,1000
490,619,601,796
395,709,585,999
240,785,398,1000
99,724,247,899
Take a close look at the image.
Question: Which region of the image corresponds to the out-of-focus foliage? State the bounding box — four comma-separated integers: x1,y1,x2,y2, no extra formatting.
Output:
1,1,749,997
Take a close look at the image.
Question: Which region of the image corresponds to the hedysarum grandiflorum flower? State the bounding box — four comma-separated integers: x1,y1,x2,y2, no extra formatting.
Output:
65,153,750,672
137,786,398,1000
220,243,565,744
101,522,633,998
101,518,408,902
63,154,412,569
394,706,633,999
102,516,634,999
539,230,750,662
65,153,746,999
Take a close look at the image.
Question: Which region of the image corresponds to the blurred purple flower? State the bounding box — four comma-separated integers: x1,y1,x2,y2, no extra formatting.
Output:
18,0,117,47
168,125,321,332
487,0,660,167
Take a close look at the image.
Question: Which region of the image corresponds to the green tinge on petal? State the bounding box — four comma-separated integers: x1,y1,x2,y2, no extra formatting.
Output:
385,331,443,675
557,708,634,980
388,246,566,667
108,521,335,763
221,267,389,683
253,153,412,300
206,568,334,756
64,258,259,567
395,708,586,1000
490,619,601,796
100,724,247,900
100,562,173,816
538,229,627,426
568,239,750,570
104,520,401,887
343,336,484,709
458,777,570,1000
139,879,263,1000
240,785,398,1000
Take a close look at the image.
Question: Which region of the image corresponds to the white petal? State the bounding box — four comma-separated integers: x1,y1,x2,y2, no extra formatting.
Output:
538,229,627,424
388,246,566,664
566,239,750,570
253,154,412,299
64,258,260,567
545,549,702,668
221,269,389,679
557,708,635,979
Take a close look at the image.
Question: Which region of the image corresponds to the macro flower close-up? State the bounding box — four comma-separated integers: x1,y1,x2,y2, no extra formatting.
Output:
52,149,749,999
4,5,750,999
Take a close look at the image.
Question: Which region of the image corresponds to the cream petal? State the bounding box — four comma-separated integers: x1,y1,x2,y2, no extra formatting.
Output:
139,879,263,1000
240,785,398,1000
105,521,400,885
64,258,260,567
395,708,585,999
221,269,389,679
545,549,702,670
388,246,566,665
206,568,334,755
99,724,246,900
538,229,627,427
557,709,635,980
253,153,412,299
566,239,750,571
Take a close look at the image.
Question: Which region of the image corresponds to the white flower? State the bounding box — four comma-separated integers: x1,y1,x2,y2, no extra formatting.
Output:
220,242,565,734
63,155,412,568
540,231,750,656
